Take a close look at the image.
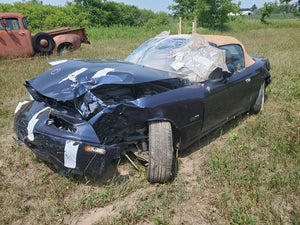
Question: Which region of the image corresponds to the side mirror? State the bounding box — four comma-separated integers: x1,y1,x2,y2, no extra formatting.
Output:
223,64,234,79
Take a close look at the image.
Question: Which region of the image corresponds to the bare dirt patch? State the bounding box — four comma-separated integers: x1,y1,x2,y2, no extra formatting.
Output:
71,185,156,225
70,127,230,225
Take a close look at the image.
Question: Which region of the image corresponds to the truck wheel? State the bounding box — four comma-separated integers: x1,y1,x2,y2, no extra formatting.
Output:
57,43,73,54
33,32,55,53
250,83,265,114
147,121,175,183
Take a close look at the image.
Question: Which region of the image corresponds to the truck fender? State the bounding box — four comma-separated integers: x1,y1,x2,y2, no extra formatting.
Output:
53,34,82,53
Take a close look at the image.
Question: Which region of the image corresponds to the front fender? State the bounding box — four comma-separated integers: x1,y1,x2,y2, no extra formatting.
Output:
90,86,205,149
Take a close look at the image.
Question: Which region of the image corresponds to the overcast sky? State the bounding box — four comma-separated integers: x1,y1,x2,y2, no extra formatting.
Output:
0,0,297,12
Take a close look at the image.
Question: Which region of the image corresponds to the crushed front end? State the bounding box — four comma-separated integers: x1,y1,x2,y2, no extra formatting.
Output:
13,59,189,175
14,100,121,175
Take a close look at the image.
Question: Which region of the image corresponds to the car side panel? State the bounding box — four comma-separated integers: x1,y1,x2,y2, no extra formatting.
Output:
202,61,268,135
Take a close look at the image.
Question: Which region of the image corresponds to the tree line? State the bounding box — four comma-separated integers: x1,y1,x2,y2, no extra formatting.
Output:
1,0,298,32
169,0,299,27
0,0,169,31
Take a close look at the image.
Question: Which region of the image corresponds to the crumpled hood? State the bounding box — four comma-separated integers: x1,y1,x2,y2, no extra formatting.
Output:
27,59,177,101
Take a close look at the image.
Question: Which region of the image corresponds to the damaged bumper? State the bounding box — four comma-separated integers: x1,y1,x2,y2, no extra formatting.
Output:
14,100,121,175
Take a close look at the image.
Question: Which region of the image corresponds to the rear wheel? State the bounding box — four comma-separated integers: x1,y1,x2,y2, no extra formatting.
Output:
250,82,265,114
147,121,175,183
57,43,73,54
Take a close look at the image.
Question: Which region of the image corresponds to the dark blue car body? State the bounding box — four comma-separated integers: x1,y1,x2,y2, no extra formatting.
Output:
14,35,271,177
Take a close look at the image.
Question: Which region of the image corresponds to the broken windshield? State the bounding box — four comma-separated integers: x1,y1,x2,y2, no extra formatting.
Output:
125,32,228,82
126,34,190,72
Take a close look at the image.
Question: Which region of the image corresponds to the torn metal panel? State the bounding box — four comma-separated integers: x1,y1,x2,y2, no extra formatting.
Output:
27,59,184,102
14,101,29,114
14,100,121,175
27,107,50,141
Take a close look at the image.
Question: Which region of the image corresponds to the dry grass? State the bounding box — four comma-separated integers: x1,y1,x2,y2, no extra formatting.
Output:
0,20,299,224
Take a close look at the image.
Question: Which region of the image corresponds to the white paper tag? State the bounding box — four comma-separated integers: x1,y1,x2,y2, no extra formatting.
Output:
64,140,79,169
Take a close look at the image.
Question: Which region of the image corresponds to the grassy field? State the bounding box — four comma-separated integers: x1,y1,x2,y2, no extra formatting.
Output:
0,19,299,224
244,13,298,20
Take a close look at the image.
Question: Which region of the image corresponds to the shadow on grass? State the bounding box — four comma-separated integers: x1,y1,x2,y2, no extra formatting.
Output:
35,154,131,187
82,157,132,186
179,113,247,158
182,89,272,158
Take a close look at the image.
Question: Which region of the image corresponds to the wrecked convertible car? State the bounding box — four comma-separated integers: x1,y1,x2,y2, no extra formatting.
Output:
14,32,271,183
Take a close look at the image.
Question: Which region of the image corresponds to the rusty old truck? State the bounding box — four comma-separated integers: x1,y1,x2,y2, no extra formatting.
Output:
0,12,90,58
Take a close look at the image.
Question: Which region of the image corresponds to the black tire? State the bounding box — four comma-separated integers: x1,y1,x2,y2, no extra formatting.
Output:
32,32,55,53
250,82,265,114
147,121,175,183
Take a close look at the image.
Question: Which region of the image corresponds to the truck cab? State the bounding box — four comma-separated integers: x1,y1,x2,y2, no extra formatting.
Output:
0,13,35,57
1,12,90,58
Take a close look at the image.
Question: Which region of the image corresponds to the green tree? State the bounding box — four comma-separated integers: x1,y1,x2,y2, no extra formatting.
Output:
25,0,43,4
136,9,156,26
260,1,279,23
169,0,240,29
280,0,292,13
74,0,102,7
0,0,168,29
251,4,257,11
195,0,240,29
280,0,292,4
168,0,197,19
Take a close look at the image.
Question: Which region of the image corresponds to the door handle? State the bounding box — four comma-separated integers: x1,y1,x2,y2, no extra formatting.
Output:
245,78,251,83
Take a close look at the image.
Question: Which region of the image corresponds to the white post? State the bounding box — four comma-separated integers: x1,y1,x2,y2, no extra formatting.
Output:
178,17,182,34
193,16,197,33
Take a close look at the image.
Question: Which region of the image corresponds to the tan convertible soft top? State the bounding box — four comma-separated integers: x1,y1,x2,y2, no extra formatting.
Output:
203,35,255,68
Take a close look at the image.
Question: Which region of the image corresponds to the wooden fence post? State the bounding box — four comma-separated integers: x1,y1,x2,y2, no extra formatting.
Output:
178,17,182,34
192,16,197,33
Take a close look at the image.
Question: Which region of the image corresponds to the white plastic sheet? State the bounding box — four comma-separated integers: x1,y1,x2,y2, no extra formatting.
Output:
126,32,228,82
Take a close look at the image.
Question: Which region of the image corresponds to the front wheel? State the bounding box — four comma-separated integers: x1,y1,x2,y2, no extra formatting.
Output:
250,82,265,114
147,121,175,183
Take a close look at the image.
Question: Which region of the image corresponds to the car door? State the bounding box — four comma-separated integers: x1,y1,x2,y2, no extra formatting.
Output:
0,17,33,57
201,44,258,132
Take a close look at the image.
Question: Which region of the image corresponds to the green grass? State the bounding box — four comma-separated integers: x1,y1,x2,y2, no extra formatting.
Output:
244,13,298,20
226,18,300,32
0,19,299,224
